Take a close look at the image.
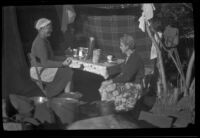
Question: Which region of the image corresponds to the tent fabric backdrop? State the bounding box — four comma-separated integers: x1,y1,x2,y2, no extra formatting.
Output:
86,15,154,68
16,5,62,53
3,7,44,98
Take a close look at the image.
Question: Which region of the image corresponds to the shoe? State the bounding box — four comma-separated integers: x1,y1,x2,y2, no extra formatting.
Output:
59,92,82,99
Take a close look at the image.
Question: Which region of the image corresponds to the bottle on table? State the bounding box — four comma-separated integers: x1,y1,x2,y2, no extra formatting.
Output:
86,37,95,60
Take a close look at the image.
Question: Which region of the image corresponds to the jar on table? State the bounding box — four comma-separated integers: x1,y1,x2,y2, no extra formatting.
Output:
78,47,84,59
92,49,101,63
73,49,78,57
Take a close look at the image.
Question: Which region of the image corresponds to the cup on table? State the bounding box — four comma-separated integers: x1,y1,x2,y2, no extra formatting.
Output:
107,55,113,63
83,48,88,60
73,49,78,57
78,47,84,59
92,49,101,63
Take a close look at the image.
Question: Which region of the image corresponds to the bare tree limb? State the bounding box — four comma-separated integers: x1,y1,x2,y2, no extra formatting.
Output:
168,50,183,80
186,50,195,89
151,25,188,95
189,78,195,97
146,21,168,95
182,3,193,11
151,27,186,81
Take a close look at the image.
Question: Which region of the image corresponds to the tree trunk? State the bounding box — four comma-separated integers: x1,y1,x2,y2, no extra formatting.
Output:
145,22,168,95
189,78,195,97
151,27,187,95
186,50,194,90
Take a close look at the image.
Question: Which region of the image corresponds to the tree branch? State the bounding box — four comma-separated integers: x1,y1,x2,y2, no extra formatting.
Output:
182,3,193,11
151,26,188,95
186,50,194,90
189,78,195,96
146,21,168,95
151,27,185,79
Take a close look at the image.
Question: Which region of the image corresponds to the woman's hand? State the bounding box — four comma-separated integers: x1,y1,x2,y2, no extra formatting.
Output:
101,80,113,87
62,57,72,67
99,80,115,94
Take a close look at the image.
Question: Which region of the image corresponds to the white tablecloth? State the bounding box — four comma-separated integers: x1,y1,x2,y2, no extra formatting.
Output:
64,57,124,79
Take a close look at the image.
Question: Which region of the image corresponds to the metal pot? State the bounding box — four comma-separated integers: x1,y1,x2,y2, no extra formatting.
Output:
94,101,115,116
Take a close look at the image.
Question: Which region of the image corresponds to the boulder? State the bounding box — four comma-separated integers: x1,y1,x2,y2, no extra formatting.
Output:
67,114,139,130
139,111,173,128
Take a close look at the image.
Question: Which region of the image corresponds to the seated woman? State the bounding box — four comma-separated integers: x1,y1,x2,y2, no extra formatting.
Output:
99,34,145,112
30,18,74,98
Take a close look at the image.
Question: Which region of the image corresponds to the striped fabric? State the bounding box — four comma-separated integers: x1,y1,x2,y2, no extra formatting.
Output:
85,16,154,69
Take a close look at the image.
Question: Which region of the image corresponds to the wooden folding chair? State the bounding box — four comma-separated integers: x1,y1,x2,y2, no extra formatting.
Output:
27,53,47,96
27,53,83,100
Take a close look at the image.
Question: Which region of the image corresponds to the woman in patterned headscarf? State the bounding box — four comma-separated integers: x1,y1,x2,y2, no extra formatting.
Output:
99,34,145,111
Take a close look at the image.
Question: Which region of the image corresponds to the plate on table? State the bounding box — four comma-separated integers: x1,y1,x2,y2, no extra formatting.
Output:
106,60,118,64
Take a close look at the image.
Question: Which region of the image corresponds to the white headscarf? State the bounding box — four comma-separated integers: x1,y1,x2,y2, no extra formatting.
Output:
35,18,51,30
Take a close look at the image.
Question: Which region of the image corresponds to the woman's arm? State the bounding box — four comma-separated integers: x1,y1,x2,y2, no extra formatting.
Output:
53,55,67,61
36,42,63,68
48,44,67,61
46,41,68,62
112,54,141,83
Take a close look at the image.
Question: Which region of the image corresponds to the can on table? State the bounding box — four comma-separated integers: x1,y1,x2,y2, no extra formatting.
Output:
78,47,84,59
73,49,78,57
92,49,101,63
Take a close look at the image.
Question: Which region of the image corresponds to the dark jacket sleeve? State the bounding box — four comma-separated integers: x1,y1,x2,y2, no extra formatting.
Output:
35,41,63,68
112,53,140,83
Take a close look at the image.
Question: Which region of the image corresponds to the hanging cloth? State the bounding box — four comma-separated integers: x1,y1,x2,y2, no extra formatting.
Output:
61,5,76,33
142,3,155,20
150,32,162,59
138,3,155,32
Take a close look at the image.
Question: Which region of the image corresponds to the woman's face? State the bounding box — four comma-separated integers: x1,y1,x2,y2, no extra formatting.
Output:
41,24,53,37
120,41,128,54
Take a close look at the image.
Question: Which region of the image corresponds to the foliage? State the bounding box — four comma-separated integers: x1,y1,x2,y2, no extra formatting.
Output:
150,89,195,127
154,3,194,37
9,93,83,129
140,3,195,127
146,3,194,95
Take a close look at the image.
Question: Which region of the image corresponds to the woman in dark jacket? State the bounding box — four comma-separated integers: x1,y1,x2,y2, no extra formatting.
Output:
99,34,145,111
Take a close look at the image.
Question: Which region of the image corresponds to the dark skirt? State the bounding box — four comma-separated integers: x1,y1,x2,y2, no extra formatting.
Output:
45,67,74,98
